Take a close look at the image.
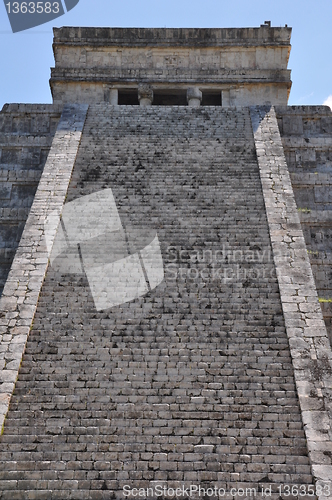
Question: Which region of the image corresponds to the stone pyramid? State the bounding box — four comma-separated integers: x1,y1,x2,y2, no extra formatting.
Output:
0,25,331,499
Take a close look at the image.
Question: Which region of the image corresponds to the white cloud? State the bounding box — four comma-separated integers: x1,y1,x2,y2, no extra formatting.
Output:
323,95,332,110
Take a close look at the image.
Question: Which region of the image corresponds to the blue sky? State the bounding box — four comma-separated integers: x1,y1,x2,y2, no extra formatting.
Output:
0,0,331,109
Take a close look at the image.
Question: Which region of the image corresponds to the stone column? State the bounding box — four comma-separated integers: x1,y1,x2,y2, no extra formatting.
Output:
222,89,231,107
138,84,153,107
110,88,118,105
104,86,118,105
187,87,202,107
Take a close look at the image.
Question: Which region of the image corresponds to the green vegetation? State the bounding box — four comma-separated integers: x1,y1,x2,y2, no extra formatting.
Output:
297,207,311,213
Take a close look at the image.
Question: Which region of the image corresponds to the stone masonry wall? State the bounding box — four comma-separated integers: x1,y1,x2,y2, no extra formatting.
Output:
0,105,314,498
51,27,291,106
252,106,332,494
0,104,62,296
276,106,332,343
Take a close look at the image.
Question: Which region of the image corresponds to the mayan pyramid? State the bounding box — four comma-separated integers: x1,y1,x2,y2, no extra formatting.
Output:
0,24,332,499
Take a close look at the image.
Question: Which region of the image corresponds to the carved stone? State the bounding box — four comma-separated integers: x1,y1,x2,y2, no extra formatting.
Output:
187,87,202,107
138,83,153,106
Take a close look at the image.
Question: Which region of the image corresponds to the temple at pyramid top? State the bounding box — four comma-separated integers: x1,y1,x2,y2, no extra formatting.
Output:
50,23,292,106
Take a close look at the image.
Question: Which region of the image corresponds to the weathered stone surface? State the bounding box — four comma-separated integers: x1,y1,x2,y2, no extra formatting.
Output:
0,104,88,439
1,24,332,499
276,105,332,343
187,87,202,107
51,26,291,106
251,105,332,499
0,105,63,296
0,105,314,497
138,84,153,107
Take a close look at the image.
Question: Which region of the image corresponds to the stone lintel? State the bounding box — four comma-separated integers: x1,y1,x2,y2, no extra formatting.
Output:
51,69,292,83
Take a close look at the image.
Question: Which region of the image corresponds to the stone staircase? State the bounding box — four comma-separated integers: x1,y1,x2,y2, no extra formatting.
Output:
0,105,314,498
0,104,61,296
